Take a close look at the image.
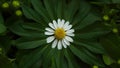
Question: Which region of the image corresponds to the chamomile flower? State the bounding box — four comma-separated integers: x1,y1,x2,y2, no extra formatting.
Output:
13,0,108,67
45,19,75,50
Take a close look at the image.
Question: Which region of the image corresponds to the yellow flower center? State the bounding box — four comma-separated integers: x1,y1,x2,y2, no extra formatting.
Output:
55,28,66,40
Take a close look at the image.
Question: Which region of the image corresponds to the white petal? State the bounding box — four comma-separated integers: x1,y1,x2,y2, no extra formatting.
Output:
63,21,69,29
62,40,67,48
52,39,58,48
65,36,73,42
47,36,55,43
61,19,65,23
57,19,61,24
53,20,58,29
59,19,65,28
49,23,55,29
63,39,70,46
66,33,75,37
66,29,74,34
45,32,54,35
57,40,62,50
64,25,72,31
58,19,65,28
45,28,54,32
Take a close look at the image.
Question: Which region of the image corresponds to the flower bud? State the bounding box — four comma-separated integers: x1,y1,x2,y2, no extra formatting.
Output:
103,15,109,21
15,10,22,16
2,2,9,8
93,65,98,68
118,59,120,64
112,28,118,33
0,48,2,54
12,0,20,8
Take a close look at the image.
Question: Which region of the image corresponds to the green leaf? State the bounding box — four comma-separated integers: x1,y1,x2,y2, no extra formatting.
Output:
19,45,48,68
70,46,104,67
0,24,6,34
0,36,12,54
31,60,42,68
16,38,46,49
21,23,45,32
9,21,45,38
75,31,109,39
73,41,106,54
74,13,101,30
75,22,110,39
55,51,61,68
61,55,68,68
94,0,111,4
0,55,13,68
43,0,55,20
64,50,76,68
22,5,45,26
64,0,79,21
31,0,50,22
100,34,120,59
65,53,74,68
21,23,44,32
0,13,6,34
56,0,64,19
72,0,91,26
112,0,120,3
0,13,4,24
42,46,52,68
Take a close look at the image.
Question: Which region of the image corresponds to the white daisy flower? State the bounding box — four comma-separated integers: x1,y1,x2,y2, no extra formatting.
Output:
45,19,75,50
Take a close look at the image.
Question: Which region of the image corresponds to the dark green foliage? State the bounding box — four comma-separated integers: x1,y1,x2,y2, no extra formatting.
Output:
0,0,120,68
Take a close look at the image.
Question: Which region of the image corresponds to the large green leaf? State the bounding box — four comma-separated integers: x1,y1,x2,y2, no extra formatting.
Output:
56,0,65,19
31,0,50,22
0,36,12,54
54,51,62,68
31,60,42,68
0,24,6,34
41,46,53,68
65,52,74,68
0,13,6,34
74,21,110,40
112,0,120,3
0,55,13,68
64,50,79,68
51,58,57,68
0,13,4,24
70,46,104,67
100,34,120,59
9,21,45,38
93,0,111,3
64,0,80,22
43,0,55,20
18,45,48,68
21,23,44,32
61,56,68,68
73,41,106,54
72,0,91,26
96,0,120,3
16,38,46,49
22,5,45,26
74,13,101,30
75,30,109,39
